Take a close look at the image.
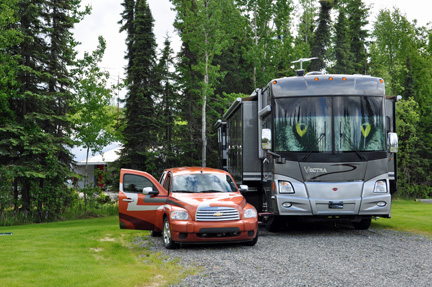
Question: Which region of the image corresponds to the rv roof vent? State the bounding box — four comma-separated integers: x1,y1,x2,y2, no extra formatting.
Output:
295,69,305,76
306,71,324,76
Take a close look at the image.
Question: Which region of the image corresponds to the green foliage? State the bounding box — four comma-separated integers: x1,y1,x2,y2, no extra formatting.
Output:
237,0,295,87
117,0,161,175
329,3,354,74
71,36,118,155
370,8,416,96
309,0,334,72
345,0,369,74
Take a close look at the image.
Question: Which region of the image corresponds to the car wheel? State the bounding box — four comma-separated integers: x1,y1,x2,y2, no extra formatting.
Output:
162,217,177,249
352,218,371,230
244,230,258,246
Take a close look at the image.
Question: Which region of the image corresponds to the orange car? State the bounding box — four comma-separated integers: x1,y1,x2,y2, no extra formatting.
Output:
119,167,258,249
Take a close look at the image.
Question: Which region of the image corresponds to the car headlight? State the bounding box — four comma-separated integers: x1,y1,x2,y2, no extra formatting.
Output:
244,208,257,219
373,180,387,193
170,210,189,220
279,181,295,194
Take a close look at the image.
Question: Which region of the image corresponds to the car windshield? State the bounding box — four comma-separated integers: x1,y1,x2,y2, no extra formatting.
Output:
172,173,237,193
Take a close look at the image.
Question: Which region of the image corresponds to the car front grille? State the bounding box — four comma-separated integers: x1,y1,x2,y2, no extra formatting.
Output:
195,206,240,221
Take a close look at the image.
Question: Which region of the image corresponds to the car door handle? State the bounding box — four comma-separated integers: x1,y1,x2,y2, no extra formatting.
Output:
123,198,134,202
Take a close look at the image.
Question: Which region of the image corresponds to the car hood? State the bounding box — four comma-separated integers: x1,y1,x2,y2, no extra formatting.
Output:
171,192,247,214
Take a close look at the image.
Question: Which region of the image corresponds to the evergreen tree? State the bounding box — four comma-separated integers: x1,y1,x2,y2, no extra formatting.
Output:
0,0,21,126
117,0,159,174
329,3,354,74
308,0,334,72
345,0,369,74
0,0,88,221
154,36,180,168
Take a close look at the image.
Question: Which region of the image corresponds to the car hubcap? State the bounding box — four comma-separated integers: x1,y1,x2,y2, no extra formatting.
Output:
163,220,171,245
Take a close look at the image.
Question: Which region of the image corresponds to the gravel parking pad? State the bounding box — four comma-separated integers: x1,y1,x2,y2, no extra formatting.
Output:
142,223,432,287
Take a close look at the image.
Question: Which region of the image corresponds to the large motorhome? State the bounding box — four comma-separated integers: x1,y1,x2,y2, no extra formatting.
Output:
216,70,399,231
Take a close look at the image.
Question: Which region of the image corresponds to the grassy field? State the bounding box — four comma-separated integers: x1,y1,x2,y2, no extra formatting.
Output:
0,216,193,287
372,199,432,237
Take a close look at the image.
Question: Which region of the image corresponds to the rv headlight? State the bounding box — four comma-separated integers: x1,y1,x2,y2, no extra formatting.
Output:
373,180,387,193
170,210,189,220
279,181,295,194
244,208,257,219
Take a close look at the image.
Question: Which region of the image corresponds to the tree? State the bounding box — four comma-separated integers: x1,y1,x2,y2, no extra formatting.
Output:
0,0,22,218
70,36,117,203
345,0,369,74
0,0,21,127
292,0,317,68
171,0,233,167
237,0,295,88
370,8,415,96
309,0,334,72
0,0,90,221
329,2,354,74
117,0,159,174
154,36,180,168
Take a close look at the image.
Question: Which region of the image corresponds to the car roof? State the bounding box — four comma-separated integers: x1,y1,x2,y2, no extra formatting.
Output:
164,167,229,176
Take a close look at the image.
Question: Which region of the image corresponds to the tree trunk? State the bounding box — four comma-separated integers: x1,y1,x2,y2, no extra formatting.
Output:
202,52,209,167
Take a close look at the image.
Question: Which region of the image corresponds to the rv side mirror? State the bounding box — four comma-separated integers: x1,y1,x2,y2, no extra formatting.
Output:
239,185,248,192
262,128,272,150
388,132,398,153
143,187,159,196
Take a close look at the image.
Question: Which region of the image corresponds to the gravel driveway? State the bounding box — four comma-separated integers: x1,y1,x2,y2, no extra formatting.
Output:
143,221,432,287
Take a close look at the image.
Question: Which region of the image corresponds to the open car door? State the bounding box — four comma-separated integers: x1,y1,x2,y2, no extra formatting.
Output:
119,169,167,230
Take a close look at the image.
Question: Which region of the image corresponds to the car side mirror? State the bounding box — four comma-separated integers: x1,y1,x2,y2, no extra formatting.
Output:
387,132,398,153
239,185,248,192
143,187,159,195
261,128,272,150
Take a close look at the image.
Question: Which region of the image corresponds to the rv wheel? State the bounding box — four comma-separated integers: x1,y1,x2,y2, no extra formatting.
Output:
266,216,282,232
352,218,371,230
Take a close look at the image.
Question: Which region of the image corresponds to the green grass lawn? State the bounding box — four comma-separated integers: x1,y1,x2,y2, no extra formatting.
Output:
372,199,432,237
0,216,192,287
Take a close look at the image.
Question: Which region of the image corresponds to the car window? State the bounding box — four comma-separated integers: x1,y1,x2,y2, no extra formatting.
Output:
172,173,237,193
163,174,172,192
123,174,156,193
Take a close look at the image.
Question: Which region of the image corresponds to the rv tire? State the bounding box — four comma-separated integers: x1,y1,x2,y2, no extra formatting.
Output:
352,218,371,230
266,216,282,232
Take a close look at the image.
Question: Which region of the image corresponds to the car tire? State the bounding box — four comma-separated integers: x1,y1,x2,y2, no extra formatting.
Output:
162,217,177,249
352,218,371,230
244,230,259,246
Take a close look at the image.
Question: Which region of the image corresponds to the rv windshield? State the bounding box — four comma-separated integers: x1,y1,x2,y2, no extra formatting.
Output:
274,96,385,153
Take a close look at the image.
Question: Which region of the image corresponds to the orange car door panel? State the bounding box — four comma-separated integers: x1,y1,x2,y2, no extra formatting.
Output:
119,169,167,230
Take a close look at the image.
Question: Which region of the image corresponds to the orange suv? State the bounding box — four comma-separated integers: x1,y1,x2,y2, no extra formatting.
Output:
119,167,258,249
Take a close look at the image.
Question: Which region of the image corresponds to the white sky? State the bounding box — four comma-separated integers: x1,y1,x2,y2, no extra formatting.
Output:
73,0,431,97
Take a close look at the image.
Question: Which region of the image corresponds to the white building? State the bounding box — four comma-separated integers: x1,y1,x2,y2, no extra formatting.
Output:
73,146,122,189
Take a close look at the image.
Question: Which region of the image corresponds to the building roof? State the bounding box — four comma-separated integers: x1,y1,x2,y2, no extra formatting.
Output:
76,146,122,166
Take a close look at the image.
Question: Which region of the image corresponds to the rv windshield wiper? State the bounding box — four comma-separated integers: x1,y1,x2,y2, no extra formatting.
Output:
340,132,366,161
303,133,326,161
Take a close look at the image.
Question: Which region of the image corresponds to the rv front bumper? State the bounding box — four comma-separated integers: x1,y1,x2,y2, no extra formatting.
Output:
274,176,392,218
